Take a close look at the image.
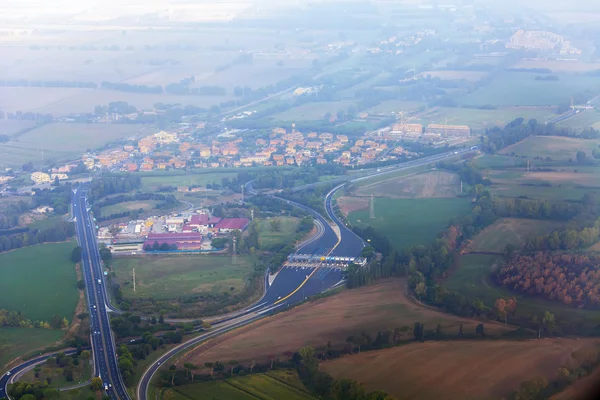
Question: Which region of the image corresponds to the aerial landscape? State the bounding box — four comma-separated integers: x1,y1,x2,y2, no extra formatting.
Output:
5,0,600,399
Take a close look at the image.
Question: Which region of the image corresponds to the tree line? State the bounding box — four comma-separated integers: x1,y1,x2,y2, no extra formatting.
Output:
0,220,75,253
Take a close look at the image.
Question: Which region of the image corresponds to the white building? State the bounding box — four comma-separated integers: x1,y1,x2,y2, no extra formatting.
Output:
30,172,51,184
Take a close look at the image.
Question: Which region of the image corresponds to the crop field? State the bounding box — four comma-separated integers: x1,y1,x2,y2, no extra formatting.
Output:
499,135,600,161
100,200,160,216
468,218,563,252
458,72,600,106
179,279,513,368
513,59,600,73
418,70,488,81
164,371,317,400
416,106,555,130
354,170,461,198
349,197,472,251
366,100,426,114
0,242,78,321
0,122,150,166
140,172,239,192
112,255,255,300
272,100,355,121
0,328,65,372
256,217,300,248
445,254,600,324
321,338,600,400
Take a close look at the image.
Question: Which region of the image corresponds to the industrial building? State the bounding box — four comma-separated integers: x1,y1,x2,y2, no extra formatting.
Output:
425,124,470,138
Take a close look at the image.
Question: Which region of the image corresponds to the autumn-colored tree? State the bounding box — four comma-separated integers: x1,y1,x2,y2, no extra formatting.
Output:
495,298,507,324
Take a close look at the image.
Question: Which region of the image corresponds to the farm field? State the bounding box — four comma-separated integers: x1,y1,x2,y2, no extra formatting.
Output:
140,172,239,192
271,100,355,121
498,136,600,161
112,255,256,301
415,106,555,130
0,122,150,167
354,170,461,198
0,328,65,373
458,72,600,107
472,154,523,169
164,372,318,400
348,197,472,251
468,218,563,252
320,338,600,400
100,200,161,216
445,254,600,325
0,242,78,321
178,279,514,368
366,99,425,114
418,70,488,81
256,217,300,248
557,109,600,131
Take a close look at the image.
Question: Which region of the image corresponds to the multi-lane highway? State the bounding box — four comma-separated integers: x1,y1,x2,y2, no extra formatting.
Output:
72,187,129,400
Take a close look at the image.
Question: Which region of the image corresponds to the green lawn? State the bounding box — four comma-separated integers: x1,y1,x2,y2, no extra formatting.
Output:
468,218,563,252
458,71,600,106
21,355,92,388
112,255,256,300
140,172,238,191
0,242,78,321
256,217,300,248
0,328,65,371
349,198,472,251
164,371,317,400
101,200,160,216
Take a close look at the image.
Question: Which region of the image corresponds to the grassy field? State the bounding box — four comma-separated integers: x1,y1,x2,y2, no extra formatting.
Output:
0,122,150,167
458,72,600,107
140,172,239,192
21,356,92,388
112,255,255,300
366,100,425,115
445,254,600,324
415,106,556,130
557,109,600,131
472,154,523,169
271,100,355,121
321,338,600,400
0,242,78,321
418,70,488,81
101,200,160,216
256,217,300,248
354,170,461,198
179,279,513,368
498,136,600,161
0,328,65,372
349,197,472,251
164,371,317,400
468,218,563,252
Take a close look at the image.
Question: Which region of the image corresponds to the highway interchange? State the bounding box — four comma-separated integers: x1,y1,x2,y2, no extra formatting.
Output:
1,146,474,400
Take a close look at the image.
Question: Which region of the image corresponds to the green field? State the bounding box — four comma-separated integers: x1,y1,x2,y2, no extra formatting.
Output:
140,172,239,191
458,72,600,107
349,197,472,251
499,135,600,161
445,254,600,325
557,109,600,131
366,100,426,115
472,154,523,169
21,355,92,388
0,328,65,371
416,106,555,130
27,215,67,231
468,218,563,252
101,200,160,216
256,217,300,248
0,242,78,321
164,371,317,400
0,123,150,167
272,100,355,121
112,255,255,300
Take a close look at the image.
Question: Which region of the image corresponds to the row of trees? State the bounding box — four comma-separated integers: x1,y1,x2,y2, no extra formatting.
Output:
88,174,142,200
498,252,600,307
0,221,76,253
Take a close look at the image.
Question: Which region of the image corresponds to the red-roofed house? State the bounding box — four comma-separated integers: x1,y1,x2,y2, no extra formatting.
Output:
215,218,250,233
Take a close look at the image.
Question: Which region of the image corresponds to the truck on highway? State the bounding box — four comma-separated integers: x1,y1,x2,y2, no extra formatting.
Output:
97,279,101,284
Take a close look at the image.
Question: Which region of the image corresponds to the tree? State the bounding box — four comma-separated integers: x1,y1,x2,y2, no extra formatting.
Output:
270,218,281,232
90,377,103,391
99,247,112,263
108,225,121,238
71,246,82,263
227,360,239,375
495,298,508,324
476,323,485,337
458,324,463,337
151,316,157,325
159,314,164,324
204,362,214,377
504,243,516,258
576,150,587,164
435,324,443,338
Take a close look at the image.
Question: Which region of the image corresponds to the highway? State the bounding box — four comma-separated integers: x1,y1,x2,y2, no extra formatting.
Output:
72,187,129,400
